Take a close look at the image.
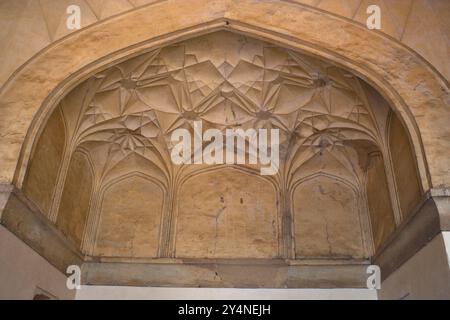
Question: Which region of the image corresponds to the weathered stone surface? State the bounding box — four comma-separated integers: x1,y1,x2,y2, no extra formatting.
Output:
0,0,447,88
94,175,164,258
23,107,65,216
388,112,422,218
374,191,449,280
293,176,365,259
176,168,278,259
0,191,84,273
0,0,448,193
3,30,430,275
2,186,449,287
0,1,448,290
366,152,396,251
56,151,93,247
17,31,415,261
82,260,370,288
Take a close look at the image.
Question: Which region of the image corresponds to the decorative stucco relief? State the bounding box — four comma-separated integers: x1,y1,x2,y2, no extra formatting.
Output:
23,31,422,260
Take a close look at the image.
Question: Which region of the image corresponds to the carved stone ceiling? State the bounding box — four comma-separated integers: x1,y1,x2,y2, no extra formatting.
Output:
69,31,379,187
25,30,417,262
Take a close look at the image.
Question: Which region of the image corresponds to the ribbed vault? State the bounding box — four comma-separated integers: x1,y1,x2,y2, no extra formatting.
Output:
22,31,423,267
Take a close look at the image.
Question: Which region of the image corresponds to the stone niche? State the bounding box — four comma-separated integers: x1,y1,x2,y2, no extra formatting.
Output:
94,175,164,258
16,31,423,286
175,167,279,259
293,176,365,259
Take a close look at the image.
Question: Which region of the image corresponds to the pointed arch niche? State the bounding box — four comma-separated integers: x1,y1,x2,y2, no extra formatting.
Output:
4,30,426,288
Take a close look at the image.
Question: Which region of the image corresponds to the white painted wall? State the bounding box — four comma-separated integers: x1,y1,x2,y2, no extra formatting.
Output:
75,286,377,300
0,225,75,300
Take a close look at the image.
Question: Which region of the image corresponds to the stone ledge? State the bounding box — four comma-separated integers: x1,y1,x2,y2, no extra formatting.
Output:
82,261,370,288
0,189,84,273
374,190,450,280
2,185,449,287
0,187,371,288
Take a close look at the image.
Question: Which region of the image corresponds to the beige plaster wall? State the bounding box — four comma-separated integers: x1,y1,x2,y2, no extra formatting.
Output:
0,225,75,300
56,150,93,247
293,176,365,258
366,152,395,252
388,112,422,218
175,168,279,259
94,175,164,258
22,106,65,215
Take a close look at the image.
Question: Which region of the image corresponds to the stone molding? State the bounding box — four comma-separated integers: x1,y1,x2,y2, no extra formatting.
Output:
374,188,450,280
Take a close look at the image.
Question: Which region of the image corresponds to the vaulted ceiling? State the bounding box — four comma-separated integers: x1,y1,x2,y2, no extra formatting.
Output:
22,31,423,264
